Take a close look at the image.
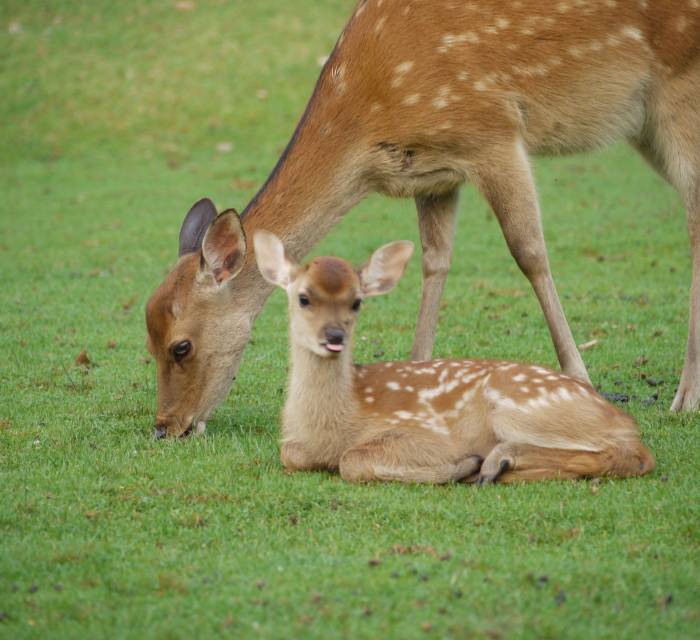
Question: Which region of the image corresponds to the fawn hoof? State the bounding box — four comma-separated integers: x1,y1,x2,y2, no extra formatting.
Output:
477,459,511,486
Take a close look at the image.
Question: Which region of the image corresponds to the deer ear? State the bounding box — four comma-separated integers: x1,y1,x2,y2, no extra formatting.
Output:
253,230,297,289
360,241,414,297
201,209,247,285
179,198,218,257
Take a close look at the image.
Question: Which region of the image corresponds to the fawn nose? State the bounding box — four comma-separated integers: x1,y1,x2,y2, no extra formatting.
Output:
325,327,345,345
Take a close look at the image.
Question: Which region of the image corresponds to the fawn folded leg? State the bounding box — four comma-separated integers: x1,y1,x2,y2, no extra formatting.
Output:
477,441,653,484
412,189,459,361
474,140,589,383
339,428,481,484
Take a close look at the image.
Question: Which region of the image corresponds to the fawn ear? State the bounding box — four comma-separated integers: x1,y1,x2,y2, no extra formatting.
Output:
253,230,297,289
201,209,247,285
179,198,218,256
360,241,414,297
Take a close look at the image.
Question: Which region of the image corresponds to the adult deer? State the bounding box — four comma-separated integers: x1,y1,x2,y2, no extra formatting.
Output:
252,228,655,483
146,0,700,437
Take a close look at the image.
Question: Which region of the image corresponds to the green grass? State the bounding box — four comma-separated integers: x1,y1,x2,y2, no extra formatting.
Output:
1,1,699,638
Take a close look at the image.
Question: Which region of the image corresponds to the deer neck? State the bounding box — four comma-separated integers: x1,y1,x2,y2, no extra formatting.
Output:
283,340,360,453
233,94,370,314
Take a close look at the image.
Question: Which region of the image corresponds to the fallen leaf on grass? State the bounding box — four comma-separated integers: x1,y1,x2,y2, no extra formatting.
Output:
75,350,91,367
175,1,195,10
578,339,599,351
107,340,117,349
0,419,10,431
122,295,137,312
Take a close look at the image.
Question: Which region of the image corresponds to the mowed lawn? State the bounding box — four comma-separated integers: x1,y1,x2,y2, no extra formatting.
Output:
1,1,699,638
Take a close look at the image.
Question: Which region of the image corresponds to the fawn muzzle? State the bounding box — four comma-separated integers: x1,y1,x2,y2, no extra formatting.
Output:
323,326,346,353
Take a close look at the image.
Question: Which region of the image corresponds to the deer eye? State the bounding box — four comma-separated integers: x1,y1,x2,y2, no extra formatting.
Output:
299,294,310,308
172,340,192,362
351,299,362,312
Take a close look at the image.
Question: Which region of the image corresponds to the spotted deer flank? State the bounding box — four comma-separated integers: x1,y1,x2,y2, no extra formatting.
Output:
254,229,655,484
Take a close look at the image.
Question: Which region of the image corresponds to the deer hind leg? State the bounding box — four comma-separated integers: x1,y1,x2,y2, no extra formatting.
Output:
477,441,654,484
474,141,589,383
411,189,459,361
339,428,481,484
634,66,700,411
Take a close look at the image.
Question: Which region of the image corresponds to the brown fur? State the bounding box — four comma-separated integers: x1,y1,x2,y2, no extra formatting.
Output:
147,0,700,437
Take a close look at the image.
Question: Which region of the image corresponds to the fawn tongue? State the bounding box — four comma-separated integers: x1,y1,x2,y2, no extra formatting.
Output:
326,343,344,352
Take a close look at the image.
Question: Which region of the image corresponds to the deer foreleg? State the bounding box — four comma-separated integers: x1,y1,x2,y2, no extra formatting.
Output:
411,189,459,361
475,141,590,383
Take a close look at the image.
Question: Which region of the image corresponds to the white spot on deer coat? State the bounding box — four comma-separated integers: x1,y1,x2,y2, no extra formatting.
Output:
386,381,400,391
622,26,643,41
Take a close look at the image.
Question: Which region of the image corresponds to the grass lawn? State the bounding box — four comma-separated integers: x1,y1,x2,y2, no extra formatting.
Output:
1,1,698,638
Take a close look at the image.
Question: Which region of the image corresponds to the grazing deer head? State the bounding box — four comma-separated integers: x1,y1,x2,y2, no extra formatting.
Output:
145,201,252,438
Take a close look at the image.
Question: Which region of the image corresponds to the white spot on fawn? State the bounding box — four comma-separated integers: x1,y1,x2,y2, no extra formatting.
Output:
375,16,387,33
386,381,400,391
513,373,527,383
622,26,643,41
403,93,420,106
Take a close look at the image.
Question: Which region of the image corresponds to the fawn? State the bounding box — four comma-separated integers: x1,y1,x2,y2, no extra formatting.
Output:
146,1,700,439
254,229,655,483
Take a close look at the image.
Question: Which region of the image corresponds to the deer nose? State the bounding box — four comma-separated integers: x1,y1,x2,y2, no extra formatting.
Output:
325,327,345,345
154,427,167,440
154,422,168,440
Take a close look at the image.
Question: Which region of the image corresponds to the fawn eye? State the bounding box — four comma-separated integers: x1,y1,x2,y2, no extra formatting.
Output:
299,294,310,308
351,299,362,311
172,340,192,362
